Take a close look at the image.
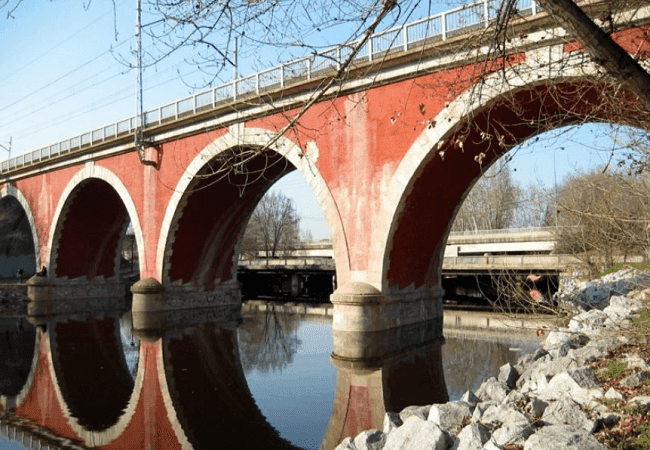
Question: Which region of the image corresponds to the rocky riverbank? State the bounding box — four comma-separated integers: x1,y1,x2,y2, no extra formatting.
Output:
335,268,650,450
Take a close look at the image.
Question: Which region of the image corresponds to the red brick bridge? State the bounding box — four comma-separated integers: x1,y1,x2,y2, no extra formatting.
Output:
0,0,649,332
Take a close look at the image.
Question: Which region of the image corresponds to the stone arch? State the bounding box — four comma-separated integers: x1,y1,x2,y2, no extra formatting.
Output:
374,56,649,294
45,314,146,446
156,126,347,289
47,163,145,280
0,184,40,271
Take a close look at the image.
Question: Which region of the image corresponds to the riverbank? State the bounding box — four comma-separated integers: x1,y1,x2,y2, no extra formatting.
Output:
334,268,650,450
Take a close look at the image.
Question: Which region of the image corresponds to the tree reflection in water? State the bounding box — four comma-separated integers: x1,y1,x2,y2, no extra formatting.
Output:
238,304,302,374
443,331,540,401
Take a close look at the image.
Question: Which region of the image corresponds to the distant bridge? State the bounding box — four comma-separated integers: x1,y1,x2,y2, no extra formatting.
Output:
239,227,572,275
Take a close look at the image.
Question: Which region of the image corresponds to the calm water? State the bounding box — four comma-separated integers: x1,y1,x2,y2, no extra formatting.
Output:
0,309,541,450
238,311,541,450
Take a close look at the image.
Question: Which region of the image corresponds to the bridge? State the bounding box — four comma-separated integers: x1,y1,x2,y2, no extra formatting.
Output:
1,0,648,332
1,0,649,447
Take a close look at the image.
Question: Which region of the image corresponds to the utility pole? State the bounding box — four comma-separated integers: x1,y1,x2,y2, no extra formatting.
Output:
0,137,11,161
134,0,144,154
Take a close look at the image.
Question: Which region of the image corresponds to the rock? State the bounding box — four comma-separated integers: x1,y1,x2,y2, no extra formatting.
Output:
498,363,519,389
604,387,623,400
527,398,549,417
568,309,610,336
450,422,490,450
540,368,604,405
475,378,508,403
489,418,535,447
524,424,607,450
478,404,528,429
460,390,480,408
515,348,548,373
619,371,650,388
471,401,497,422
606,295,647,316
542,330,589,356
383,416,449,450
334,437,356,450
542,398,598,433
565,345,604,365
427,401,472,434
353,429,385,450
628,396,650,409
399,405,430,422
383,412,403,434
623,353,650,371
502,390,527,408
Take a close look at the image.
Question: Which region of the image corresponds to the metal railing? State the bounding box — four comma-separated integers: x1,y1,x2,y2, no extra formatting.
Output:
0,0,540,175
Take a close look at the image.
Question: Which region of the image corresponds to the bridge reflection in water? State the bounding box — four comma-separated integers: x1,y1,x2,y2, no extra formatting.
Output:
0,296,453,450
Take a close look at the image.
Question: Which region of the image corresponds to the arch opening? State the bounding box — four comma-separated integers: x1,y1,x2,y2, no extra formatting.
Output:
165,147,297,291
51,178,131,280
385,79,650,294
0,196,36,278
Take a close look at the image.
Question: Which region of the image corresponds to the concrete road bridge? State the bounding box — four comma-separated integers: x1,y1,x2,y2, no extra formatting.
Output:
1,0,649,335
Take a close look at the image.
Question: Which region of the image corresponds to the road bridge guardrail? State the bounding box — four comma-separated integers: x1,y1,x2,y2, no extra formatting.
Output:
0,0,542,175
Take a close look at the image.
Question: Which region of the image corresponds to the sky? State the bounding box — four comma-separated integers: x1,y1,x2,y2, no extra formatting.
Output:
0,1,643,241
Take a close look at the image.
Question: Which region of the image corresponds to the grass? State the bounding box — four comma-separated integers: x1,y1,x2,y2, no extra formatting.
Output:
593,340,650,449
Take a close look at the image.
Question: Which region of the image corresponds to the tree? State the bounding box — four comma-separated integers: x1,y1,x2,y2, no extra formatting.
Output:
241,190,300,259
452,161,521,232
553,167,650,275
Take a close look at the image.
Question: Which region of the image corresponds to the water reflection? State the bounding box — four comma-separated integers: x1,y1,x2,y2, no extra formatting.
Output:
0,303,540,450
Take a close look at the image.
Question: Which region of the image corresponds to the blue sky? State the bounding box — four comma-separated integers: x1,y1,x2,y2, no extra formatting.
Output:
0,1,640,240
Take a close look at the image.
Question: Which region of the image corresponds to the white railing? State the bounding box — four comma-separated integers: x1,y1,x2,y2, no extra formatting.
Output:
0,0,540,175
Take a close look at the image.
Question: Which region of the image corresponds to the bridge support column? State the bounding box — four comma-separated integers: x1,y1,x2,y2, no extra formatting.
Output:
321,320,447,449
26,276,52,320
331,282,444,332
131,278,165,340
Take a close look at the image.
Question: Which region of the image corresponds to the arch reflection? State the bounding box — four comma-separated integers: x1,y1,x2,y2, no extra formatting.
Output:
160,306,301,450
0,316,37,409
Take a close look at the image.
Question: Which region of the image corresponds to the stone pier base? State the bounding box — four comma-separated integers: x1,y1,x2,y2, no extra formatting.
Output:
330,282,444,332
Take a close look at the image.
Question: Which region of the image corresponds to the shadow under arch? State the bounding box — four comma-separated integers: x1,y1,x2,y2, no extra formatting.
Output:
376,61,650,296
157,128,347,291
47,165,146,280
45,312,146,445
160,319,302,449
0,185,40,275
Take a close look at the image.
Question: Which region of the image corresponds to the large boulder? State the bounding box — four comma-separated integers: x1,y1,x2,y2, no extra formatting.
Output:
427,401,473,434
383,416,449,450
523,424,607,450
542,398,598,433
540,368,604,405
450,422,490,450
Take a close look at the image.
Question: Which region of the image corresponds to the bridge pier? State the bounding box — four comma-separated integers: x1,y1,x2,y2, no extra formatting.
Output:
322,320,447,449
331,282,444,332
130,278,242,339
